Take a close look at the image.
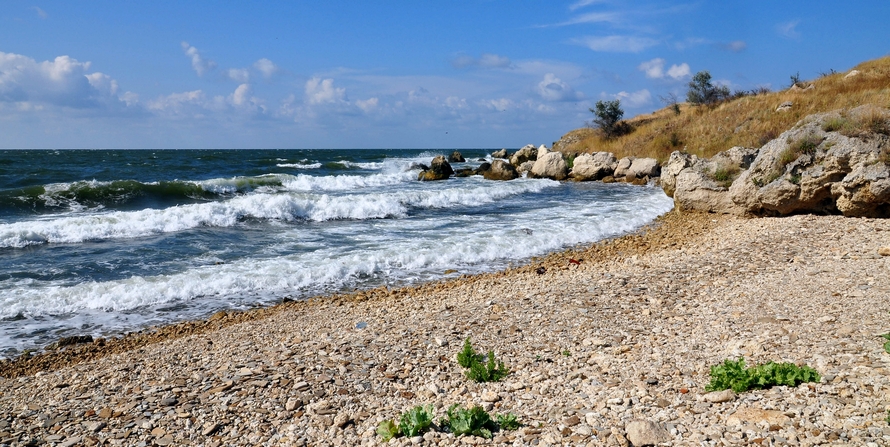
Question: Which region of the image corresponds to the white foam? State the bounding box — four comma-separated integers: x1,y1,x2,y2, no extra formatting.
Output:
276,162,322,169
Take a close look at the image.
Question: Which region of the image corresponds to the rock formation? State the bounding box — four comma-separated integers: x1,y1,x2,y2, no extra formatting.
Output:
417,156,454,181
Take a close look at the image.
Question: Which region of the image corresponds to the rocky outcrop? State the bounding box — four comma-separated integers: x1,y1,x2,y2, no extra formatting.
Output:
516,160,535,175
510,144,538,166
614,157,635,178
491,148,508,159
571,152,617,181
629,158,661,178
447,151,465,163
482,160,520,181
667,108,890,217
529,152,569,180
417,156,454,181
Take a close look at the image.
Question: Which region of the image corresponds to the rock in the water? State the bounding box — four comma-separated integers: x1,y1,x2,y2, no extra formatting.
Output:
448,151,466,163
418,156,454,181
483,159,519,181
614,157,635,178
474,162,492,175
454,168,475,177
628,158,661,178
571,152,617,181
529,152,568,180
491,148,508,158
517,160,535,175
510,144,538,166
624,420,670,446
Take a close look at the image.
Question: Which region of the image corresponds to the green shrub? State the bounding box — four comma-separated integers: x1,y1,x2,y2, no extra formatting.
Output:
466,351,510,383
881,333,890,354
496,413,522,431
444,405,497,439
706,358,821,393
457,338,510,382
399,405,435,437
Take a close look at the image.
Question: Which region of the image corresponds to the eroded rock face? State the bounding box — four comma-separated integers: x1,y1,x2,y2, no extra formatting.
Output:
614,157,635,178
572,152,617,181
731,110,890,217
510,144,538,166
483,159,520,181
417,155,454,181
662,147,758,214
529,152,568,180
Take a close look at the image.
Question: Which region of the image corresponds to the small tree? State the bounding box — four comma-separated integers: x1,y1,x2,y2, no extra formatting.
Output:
686,71,729,106
590,99,627,139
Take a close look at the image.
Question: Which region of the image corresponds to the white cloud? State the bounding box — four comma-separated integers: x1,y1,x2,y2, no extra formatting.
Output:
568,0,607,11
230,84,251,106
638,58,665,79
0,51,129,109
720,40,747,52
638,58,689,80
180,42,217,76
34,7,48,19
254,58,278,78
147,90,205,113
305,77,346,104
777,20,800,39
666,63,690,80
452,53,511,69
547,12,620,27
536,73,582,102
612,89,651,108
226,68,250,83
482,98,513,111
355,97,378,112
573,35,658,53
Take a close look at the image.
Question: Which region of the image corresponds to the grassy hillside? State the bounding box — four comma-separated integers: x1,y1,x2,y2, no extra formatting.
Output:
555,56,890,162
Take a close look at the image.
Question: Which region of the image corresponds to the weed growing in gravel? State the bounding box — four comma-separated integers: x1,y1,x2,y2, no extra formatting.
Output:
706,358,821,393
496,412,522,430
442,405,523,438
457,338,510,382
377,405,435,441
881,333,890,354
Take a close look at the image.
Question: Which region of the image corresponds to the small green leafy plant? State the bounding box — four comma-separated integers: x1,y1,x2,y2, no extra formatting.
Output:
706,358,821,393
457,338,510,383
378,405,435,441
399,405,434,437
881,333,890,354
496,413,522,430
444,404,496,438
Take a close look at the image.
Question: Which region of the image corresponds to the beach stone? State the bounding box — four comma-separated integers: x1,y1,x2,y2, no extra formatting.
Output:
571,152,617,181
879,246,890,256
725,407,790,426
483,159,519,181
702,389,735,403
624,420,670,446
481,390,500,402
447,151,465,163
529,152,569,180
418,156,454,181
491,149,508,158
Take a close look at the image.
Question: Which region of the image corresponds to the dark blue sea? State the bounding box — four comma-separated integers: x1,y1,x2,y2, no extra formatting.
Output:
0,149,673,357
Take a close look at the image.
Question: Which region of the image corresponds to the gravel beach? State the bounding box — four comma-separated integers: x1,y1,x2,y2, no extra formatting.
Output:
2,210,889,446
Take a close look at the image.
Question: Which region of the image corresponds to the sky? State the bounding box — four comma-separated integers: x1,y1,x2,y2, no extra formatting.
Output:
1,1,888,149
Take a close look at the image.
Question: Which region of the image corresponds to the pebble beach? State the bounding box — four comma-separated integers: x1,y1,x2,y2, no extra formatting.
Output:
2,210,890,446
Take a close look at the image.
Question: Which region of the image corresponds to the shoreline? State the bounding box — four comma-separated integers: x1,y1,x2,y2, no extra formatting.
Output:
2,210,890,445
0,208,699,379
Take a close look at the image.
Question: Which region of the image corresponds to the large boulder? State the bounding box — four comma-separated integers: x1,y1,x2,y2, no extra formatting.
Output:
529,152,569,180
613,157,635,178
510,144,538,166
517,160,535,175
417,155,454,181
447,151,465,163
571,152,617,181
662,147,757,214
491,148,508,159
628,158,661,178
483,159,520,181
730,109,890,216
660,151,698,197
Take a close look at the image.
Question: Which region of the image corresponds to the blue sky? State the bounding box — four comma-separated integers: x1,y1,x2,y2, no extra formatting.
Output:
1,1,888,149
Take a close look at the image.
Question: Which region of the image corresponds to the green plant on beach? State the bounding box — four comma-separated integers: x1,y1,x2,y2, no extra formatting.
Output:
376,419,400,442
706,358,821,393
457,338,510,382
443,404,497,439
496,412,522,431
399,405,435,437
881,333,890,354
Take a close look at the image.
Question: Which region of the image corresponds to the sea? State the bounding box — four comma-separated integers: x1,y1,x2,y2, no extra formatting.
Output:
0,149,674,358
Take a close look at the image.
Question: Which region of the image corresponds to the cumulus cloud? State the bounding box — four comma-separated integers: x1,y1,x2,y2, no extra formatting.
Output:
719,40,747,52
355,97,378,112
305,77,346,105
611,89,651,108
536,73,583,101
451,53,511,69
0,51,130,109
253,58,279,78
638,58,689,80
147,90,205,113
573,35,658,53
180,42,217,76
230,84,251,106
226,68,250,83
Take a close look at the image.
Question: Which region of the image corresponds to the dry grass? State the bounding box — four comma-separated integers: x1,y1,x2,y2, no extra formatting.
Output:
558,56,890,162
